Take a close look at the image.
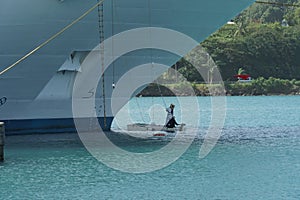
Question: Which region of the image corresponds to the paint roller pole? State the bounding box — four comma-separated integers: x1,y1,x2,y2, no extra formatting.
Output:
0,122,5,161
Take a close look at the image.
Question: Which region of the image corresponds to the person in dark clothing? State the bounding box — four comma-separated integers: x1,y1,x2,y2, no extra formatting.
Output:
165,104,179,128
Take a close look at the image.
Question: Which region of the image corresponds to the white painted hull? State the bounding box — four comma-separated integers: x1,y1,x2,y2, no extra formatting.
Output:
127,123,185,132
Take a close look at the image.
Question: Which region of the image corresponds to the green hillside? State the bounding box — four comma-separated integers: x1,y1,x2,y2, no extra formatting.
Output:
177,0,300,81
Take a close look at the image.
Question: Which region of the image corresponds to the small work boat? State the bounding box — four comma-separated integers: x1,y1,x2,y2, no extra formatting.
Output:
127,123,185,132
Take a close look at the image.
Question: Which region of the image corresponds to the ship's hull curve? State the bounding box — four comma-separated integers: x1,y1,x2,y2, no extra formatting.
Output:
0,0,255,134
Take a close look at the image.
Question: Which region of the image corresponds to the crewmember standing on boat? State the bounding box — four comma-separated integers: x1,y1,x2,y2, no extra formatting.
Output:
165,104,179,128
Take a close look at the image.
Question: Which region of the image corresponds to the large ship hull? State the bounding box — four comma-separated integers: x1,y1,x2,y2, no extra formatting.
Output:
0,0,255,134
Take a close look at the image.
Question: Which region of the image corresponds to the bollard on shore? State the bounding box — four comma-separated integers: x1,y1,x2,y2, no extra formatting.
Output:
0,122,5,161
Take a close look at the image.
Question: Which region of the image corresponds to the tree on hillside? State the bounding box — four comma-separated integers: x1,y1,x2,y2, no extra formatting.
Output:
177,1,300,82
285,7,300,25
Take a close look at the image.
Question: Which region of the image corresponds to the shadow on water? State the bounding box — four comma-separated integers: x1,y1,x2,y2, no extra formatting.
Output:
4,124,300,152
5,131,173,153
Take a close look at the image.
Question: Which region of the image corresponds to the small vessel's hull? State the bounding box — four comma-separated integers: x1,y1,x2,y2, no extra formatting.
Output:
127,123,185,132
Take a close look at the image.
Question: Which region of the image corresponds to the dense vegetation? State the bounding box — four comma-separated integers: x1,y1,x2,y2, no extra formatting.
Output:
140,77,300,96
175,0,300,82
225,77,300,95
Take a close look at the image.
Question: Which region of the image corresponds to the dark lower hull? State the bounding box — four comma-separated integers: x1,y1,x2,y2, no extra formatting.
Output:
2,117,114,135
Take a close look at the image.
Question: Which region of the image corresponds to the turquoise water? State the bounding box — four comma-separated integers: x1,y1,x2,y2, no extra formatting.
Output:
1,96,300,199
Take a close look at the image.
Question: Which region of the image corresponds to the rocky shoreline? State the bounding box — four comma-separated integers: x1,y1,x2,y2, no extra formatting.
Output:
138,81,300,97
